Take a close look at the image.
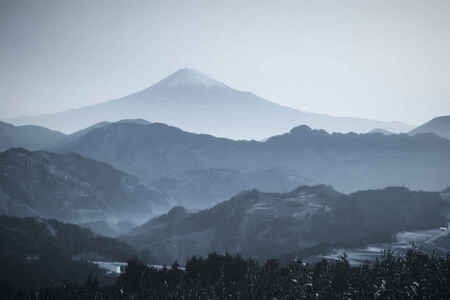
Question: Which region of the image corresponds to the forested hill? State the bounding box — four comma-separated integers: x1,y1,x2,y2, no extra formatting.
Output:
123,186,446,264
0,215,135,290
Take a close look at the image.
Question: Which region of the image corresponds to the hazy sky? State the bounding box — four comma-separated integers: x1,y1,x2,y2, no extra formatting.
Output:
1,0,449,125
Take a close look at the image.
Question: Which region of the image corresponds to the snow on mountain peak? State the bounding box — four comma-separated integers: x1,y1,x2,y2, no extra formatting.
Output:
154,68,227,89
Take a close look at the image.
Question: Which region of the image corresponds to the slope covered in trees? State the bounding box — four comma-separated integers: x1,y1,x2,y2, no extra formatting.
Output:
0,215,135,291
123,186,446,264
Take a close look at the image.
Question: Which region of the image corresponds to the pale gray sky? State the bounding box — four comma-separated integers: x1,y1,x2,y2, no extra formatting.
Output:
1,0,449,125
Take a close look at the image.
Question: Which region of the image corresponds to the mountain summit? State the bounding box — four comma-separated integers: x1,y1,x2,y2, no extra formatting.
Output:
11,68,412,139
154,68,227,89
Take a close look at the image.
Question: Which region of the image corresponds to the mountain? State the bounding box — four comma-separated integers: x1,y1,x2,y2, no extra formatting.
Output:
368,128,394,135
123,185,345,263
0,148,168,227
0,121,65,151
0,215,135,290
53,120,450,206
11,68,412,139
410,115,450,140
123,186,445,264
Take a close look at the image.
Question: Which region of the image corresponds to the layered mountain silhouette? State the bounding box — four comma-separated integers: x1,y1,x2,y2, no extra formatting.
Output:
12,68,412,139
410,115,450,140
0,148,167,224
123,185,445,264
53,120,450,202
0,121,65,151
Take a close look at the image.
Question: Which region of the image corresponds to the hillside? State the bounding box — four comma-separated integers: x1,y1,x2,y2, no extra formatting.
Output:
410,115,450,140
122,186,445,264
0,215,135,289
0,148,168,226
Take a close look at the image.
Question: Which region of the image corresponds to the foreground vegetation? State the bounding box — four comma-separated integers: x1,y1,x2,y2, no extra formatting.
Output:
3,249,449,299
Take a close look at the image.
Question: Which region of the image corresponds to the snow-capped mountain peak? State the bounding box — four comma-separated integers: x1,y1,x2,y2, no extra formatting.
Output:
154,68,227,89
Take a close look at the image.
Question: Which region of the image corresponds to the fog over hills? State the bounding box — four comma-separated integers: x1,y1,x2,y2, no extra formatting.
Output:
410,115,450,140
11,68,412,139
0,148,167,225
53,120,450,206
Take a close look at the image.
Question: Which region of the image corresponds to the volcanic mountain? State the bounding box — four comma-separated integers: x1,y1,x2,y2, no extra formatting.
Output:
12,68,411,139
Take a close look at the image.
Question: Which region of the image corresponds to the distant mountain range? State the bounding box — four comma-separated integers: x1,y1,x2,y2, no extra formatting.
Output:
123,185,446,264
11,68,412,139
1,118,449,211
0,148,168,225
0,121,64,151
410,115,450,140
52,120,450,200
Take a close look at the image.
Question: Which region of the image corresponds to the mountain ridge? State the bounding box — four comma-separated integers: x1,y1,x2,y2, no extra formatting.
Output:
0,121,65,151
52,119,450,200
410,115,450,140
